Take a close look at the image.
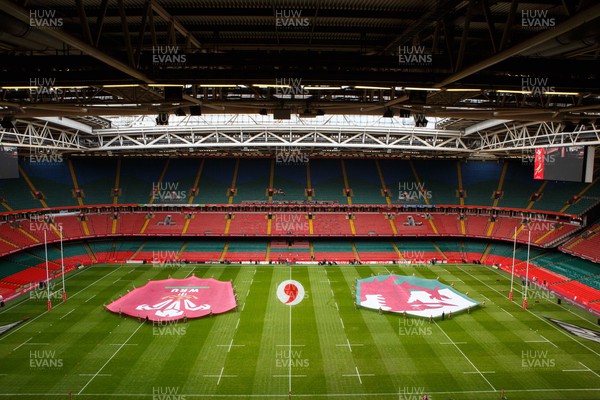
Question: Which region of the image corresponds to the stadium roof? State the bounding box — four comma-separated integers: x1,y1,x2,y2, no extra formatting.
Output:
0,0,599,157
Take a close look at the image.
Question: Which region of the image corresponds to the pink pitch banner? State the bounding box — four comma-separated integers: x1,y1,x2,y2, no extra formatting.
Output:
106,277,236,322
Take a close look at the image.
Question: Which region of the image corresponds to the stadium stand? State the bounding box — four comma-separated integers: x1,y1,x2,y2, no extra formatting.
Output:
560,223,600,262
412,160,459,205
0,157,598,214
193,158,235,204
271,163,308,201
460,161,503,207
227,213,269,235
344,160,387,204
352,213,395,236
312,240,355,262
225,240,268,262
308,159,348,203
354,241,397,261
312,213,353,235
233,159,271,203
0,156,599,312
71,157,118,205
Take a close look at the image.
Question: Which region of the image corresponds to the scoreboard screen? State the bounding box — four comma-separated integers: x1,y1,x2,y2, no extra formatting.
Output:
534,146,594,183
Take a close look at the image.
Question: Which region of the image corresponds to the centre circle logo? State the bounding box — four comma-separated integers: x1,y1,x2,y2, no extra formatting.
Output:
276,280,305,306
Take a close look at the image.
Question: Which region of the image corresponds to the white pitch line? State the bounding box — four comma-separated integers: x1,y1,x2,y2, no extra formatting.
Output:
334,302,339,311
235,319,240,330
580,362,600,379
79,374,111,377
345,367,374,384
484,265,597,326
108,344,137,346
464,371,495,374
458,266,600,358
111,278,120,284
184,267,196,278
216,343,244,349
70,266,122,300
498,307,512,317
2,388,600,397
335,338,364,352
481,295,491,302
275,344,305,347
85,294,96,303
272,375,306,378
440,342,467,345
78,322,144,395
540,335,558,349
13,337,32,351
340,318,345,330
331,289,334,297
0,266,123,343
217,367,224,385
246,288,250,297
60,310,75,320
434,321,495,391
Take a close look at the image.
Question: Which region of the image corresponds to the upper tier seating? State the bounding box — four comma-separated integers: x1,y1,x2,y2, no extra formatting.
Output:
0,157,597,216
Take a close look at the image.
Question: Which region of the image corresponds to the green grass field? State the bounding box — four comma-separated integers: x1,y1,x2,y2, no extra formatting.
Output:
0,263,599,400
